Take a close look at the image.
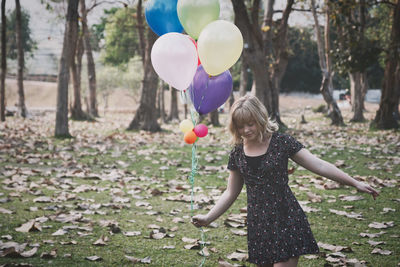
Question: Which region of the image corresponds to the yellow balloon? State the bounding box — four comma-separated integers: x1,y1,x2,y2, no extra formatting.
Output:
179,119,194,133
197,20,243,76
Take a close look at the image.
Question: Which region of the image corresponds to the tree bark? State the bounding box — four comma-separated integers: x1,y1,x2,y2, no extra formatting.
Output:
55,0,79,137
209,109,220,126
239,57,248,96
70,9,87,120
372,0,400,129
311,0,344,125
269,0,293,126
0,0,6,122
349,71,366,122
157,80,165,123
15,0,27,118
168,85,179,121
393,64,400,121
228,90,235,111
127,0,160,132
80,0,98,117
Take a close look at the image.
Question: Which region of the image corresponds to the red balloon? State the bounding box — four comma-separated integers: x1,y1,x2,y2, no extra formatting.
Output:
184,130,198,144
194,124,208,137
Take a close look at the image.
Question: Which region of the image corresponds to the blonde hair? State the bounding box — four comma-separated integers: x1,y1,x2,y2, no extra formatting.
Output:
228,95,279,144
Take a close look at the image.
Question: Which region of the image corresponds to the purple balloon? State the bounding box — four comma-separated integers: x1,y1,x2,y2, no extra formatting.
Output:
189,65,232,115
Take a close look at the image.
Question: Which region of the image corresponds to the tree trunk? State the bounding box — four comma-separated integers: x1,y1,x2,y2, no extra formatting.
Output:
239,56,248,96
349,72,366,122
127,0,160,132
231,0,273,113
228,90,235,111
168,85,179,121
269,0,293,126
0,0,6,122
209,109,220,126
372,0,400,129
70,9,87,120
80,0,98,117
55,0,79,137
393,64,400,121
15,0,27,118
157,80,165,123
311,0,344,125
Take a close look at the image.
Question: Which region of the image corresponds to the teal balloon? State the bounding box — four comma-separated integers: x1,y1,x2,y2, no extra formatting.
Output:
177,0,220,40
145,0,183,36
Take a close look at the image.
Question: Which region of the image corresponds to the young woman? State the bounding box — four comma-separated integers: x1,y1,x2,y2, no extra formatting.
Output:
192,95,378,267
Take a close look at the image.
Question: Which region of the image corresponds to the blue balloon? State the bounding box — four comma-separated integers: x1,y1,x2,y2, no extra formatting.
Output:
145,0,183,36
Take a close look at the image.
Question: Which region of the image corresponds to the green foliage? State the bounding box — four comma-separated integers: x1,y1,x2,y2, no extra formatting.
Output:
366,4,393,68
281,27,321,93
329,0,382,75
1,7,37,60
100,7,139,66
90,7,119,51
95,56,143,96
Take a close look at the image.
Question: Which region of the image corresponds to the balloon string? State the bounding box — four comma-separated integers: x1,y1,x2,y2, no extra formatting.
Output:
189,107,207,267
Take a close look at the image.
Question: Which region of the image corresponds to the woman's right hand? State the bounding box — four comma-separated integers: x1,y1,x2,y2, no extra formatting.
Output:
192,214,210,227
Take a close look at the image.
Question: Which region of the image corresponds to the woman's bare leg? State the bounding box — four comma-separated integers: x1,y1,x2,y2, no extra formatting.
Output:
273,257,299,267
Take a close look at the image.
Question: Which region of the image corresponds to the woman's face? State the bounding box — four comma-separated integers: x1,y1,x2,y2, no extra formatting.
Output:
238,121,259,142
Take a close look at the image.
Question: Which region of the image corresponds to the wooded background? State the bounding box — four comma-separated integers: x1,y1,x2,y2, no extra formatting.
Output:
0,0,399,135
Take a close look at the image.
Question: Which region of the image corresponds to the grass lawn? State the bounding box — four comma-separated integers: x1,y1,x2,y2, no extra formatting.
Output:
0,106,399,267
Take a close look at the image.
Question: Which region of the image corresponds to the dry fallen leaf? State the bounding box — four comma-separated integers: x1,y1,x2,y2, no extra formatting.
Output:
93,235,108,246
368,221,394,229
85,255,102,261
318,242,352,252
218,257,235,267
230,229,247,236
360,231,386,238
329,209,363,220
40,248,57,259
0,207,13,214
371,248,392,255
15,220,42,233
226,251,248,261
367,240,385,246
339,195,364,201
123,231,141,237
306,192,322,203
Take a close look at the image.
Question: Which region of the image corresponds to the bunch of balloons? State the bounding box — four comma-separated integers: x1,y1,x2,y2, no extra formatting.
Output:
146,0,244,120
179,119,209,144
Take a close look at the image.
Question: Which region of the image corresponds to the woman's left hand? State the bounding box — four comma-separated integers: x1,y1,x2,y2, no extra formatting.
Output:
355,181,379,200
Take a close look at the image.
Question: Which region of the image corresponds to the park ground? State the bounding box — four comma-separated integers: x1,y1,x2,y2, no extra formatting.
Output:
0,80,399,266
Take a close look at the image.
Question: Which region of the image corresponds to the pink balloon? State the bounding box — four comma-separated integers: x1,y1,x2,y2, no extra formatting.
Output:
194,124,208,137
151,33,198,90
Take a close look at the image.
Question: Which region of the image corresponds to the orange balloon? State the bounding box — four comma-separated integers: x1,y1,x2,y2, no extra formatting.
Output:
184,130,198,144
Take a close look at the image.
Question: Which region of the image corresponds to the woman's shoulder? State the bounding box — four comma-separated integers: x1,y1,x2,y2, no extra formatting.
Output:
272,132,303,145
229,144,243,155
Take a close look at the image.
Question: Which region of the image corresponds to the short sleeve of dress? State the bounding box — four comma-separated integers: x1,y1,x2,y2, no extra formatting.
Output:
284,133,305,157
227,147,238,170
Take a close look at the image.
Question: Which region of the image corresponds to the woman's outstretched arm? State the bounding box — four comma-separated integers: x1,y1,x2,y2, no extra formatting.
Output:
192,170,244,227
292,148,379,199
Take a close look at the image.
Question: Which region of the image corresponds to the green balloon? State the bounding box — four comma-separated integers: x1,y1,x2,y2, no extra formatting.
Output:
177,0,220,40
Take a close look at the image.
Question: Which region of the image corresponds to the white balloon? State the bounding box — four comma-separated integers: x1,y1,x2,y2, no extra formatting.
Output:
151,33,198,91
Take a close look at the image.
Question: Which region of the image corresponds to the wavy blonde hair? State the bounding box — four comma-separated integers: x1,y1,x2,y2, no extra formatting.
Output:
228,95,278,145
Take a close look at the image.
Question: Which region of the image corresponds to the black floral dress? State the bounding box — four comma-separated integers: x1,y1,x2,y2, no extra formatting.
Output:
228,132,319,265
